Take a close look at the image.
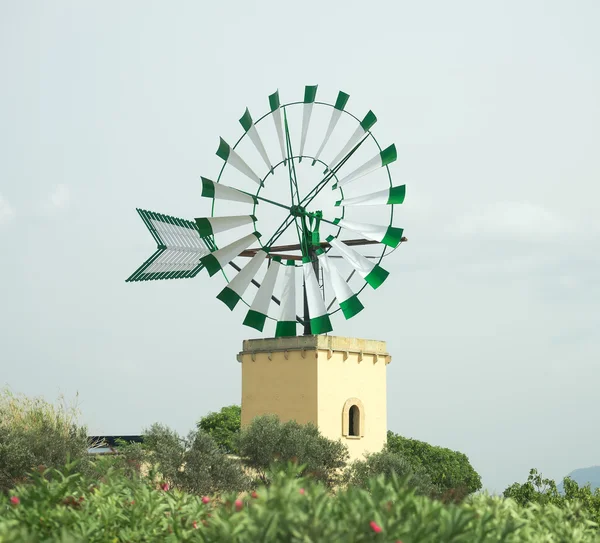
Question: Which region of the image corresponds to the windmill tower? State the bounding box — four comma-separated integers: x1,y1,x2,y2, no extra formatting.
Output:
127,86,406,460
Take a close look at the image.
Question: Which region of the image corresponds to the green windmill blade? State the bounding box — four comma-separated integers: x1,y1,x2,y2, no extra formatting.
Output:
316,249,364,320
303,257,333,334
326,110,377,172
275,260,297,338
195,214,257,238
312,90,350,166
298,85,317,162
326,235,389,290
217,250,268,310
332,218,404,248
332,144,397,190
201,231,261,277
239,108,273,173
335,185,406,207
269,90,287,164
216,138,263,186
243,256,282,331
200,177,258,204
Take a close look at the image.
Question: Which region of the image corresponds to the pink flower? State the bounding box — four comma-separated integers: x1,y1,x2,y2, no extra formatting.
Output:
369,521,382,533
10,496,20,505
251,491,259,499
299,488,305,495
160,482,170,492
192,521,198,529
201,496,210,504
235,499,243,511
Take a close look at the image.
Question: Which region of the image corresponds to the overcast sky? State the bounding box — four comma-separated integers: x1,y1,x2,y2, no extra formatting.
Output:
1,1,598,493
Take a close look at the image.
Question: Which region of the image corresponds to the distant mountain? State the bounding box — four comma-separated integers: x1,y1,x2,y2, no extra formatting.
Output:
558,466,600,493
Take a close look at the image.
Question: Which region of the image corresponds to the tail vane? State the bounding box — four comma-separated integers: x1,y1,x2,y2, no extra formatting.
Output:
126,209,212,282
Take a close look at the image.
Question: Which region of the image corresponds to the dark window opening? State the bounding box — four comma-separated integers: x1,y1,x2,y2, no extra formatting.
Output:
349,405,360,436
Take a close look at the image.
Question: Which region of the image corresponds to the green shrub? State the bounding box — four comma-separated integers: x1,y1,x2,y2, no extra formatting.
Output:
386,431,482,497
503,468,600,525
343,450,436,496
1,462,598,542
141,423,249,495
197,405,241,454
237,415,348,488
0,389,90,493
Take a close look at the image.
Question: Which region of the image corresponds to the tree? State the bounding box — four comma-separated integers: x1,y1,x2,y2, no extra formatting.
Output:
142,423,249,495
237,415,349,488
197,405,241,454
0,389,90,492
386,431,482,497
343,450,436,496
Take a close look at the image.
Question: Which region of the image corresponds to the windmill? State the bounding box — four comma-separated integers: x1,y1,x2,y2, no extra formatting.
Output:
126,86,407,337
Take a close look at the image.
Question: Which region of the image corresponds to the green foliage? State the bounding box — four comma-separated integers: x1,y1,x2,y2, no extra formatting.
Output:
386,431,482,497
343,450,437,496
0,389,90,493
1,462,598,542
197,405,241,455
141,423,249,496
237,415,348,488
503,468,600,525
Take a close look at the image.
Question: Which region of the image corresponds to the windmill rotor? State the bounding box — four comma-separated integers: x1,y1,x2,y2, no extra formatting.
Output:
127,86,407,337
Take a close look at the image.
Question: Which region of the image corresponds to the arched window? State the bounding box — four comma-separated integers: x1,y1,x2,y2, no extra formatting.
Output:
342,398,365,438
348,405,360,436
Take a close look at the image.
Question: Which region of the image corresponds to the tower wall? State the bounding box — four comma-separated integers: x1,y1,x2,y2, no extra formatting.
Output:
238,335,390,461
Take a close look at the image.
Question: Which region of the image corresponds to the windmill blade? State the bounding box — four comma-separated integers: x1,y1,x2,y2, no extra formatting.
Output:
269,90,287,165
335,185,406,207
275,260,297,338
333,218,404,248
312,91,350,166
243,256,282,331
200,232,261,277
216,138,263,186
326,110,377,172
195,215,257,238
217,250,267,310
303,258,333,334
326,235,389,289
332,144,397,189
126,209,211,282
200,177,257,205
317,250,364,320
239,108,273,173
298,85,317,162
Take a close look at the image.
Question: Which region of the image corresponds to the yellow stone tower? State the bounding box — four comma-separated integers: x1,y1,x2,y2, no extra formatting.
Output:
238,335,391,461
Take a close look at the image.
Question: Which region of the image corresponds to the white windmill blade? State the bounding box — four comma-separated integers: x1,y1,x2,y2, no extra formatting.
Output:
195,215,257,238
216,138,263,186
332,144,397,189
335,185,406,207
333,218,404,248
326,235,389,289
200,231,261,277
312,91,350,166
326,110,377,172
303,258,333,334
239,108,273,173
269,90,287,164
317,250,364,320
216,250,267,310
275,260,297,338
298,85,317,162
200,177,257,205
243,256,282,331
